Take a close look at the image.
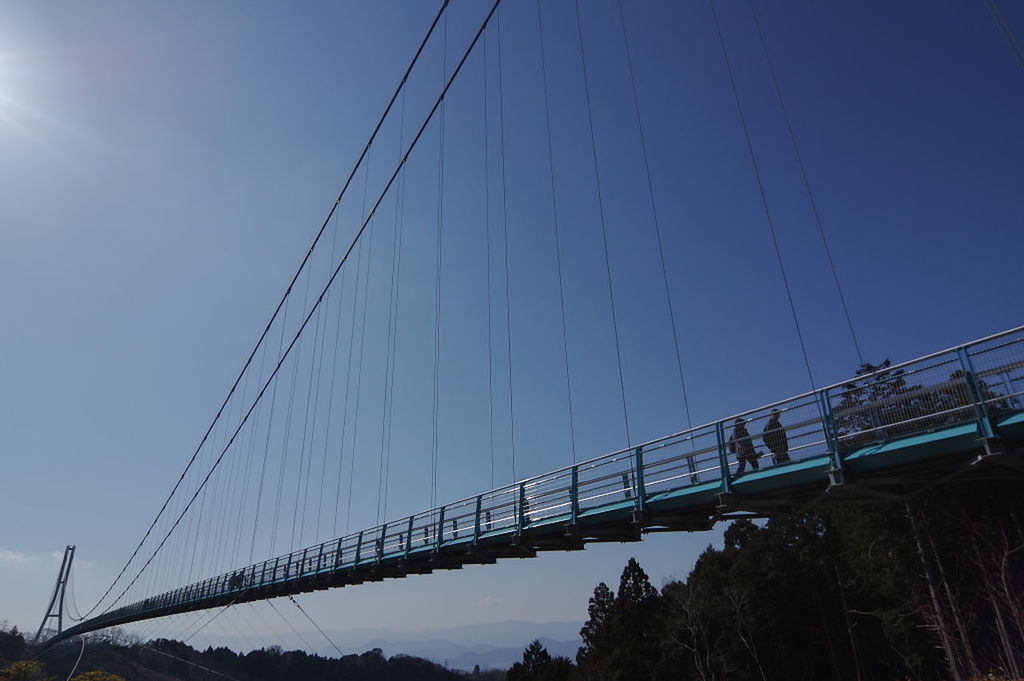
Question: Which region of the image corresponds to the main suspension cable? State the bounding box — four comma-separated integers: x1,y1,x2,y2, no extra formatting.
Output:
81,0,453,618
96,0,504,615
982,0,1024,72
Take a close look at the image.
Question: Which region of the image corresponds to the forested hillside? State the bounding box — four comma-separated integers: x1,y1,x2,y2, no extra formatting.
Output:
510,480,1023,681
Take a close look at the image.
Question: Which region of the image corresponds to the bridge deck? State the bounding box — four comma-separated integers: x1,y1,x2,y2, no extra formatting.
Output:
53,326,1024,643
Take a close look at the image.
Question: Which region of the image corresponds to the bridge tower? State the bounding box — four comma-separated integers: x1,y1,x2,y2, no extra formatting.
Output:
32,545,75,644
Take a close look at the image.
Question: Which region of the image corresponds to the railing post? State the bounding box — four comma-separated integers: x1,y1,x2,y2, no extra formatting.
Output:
435,507,446,552
260,560,268,586
335,541,344,568
355,531,364,564
570,465,579,526
272,557,280,583
687,454,698,485
517,483,527,535
999,372,1020,410
316,543,325,572
473,496,482,544
376,524,387,564
716,421,733,495
957,347,996,440
634,446,647,513
299,548,308,576
818,389,846,478
406,516,415,557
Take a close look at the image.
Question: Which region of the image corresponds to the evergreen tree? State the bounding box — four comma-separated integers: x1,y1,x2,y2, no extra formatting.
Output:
575,558,663,681
508,640,571,681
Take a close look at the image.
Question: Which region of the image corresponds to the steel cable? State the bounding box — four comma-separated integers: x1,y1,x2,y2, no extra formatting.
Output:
982,0,1024,72
709,0,816,389
574,0,633,446
496,9,517,482
92,0,503,616
79,0,452,618
616,0,694,430
288,595,345,658
536,0,579,463
747,0,865,366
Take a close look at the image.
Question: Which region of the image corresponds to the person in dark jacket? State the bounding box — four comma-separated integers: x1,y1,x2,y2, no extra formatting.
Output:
762,408,790,464
729,416,759,474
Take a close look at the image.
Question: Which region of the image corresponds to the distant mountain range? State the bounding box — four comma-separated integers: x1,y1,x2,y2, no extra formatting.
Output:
197,619,583,671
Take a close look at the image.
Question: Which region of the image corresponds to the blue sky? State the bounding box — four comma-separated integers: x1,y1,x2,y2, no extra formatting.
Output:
1,0,1022,648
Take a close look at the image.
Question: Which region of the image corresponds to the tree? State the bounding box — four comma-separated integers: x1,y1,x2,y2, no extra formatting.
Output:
71,673,125,681
0,661,54,681
832,360,913,445
577,582,614,671
576,558,663,681
508,640,571,681
508,640,550,680
0,626,25,659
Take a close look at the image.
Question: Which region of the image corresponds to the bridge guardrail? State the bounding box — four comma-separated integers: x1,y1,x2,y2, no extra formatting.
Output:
82,325,1024,631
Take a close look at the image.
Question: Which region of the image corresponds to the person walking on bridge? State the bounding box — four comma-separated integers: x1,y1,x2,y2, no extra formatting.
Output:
763,408,790,464
729,416,759,474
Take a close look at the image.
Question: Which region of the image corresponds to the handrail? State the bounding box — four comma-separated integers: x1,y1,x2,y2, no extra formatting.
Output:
64,324,1024,636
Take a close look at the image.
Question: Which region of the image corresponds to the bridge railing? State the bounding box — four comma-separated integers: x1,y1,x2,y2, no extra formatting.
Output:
91,325,1024,629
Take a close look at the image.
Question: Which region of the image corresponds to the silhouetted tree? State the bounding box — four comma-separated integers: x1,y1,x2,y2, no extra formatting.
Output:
71,672,125,681
508,640,571,681
576,558,662,681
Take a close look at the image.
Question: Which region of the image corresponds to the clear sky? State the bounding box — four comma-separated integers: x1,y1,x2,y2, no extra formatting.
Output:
1,0,1022,649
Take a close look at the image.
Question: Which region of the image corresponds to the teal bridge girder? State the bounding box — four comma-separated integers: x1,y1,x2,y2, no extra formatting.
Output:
51,325,1024,644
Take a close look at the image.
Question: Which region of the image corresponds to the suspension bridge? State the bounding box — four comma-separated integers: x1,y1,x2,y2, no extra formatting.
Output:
29,0,1023,649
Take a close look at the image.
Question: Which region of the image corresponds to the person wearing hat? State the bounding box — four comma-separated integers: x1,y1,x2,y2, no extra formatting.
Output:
763,408,790,464
728,416,759,474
